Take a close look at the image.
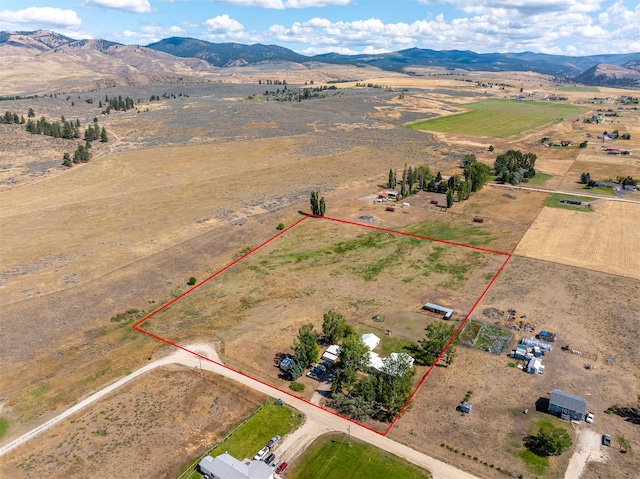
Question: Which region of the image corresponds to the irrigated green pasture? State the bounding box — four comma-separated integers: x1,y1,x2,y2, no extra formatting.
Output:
556,86,600,92
290,433,429,479
408,99,586,138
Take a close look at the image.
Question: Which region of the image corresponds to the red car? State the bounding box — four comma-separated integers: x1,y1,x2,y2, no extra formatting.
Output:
275,462,288,474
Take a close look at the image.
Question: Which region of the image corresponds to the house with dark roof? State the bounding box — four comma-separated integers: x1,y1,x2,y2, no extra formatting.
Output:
548,389,587,421
198,453,274,479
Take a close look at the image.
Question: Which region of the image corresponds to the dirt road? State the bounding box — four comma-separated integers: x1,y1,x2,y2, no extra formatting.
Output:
564,426,607,479
1,342,478,479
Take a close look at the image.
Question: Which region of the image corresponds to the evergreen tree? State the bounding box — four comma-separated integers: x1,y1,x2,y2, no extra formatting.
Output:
319,196,326,216
292,323,319,368
310,191,319,215
62,152,72,168
387,168,396,189
446,187,454,208
100,127,108,142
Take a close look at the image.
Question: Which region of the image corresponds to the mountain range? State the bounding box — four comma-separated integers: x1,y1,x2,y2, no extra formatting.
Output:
1,30,639,93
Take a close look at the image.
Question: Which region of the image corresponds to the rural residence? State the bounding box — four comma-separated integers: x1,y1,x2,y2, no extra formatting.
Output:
198,453,274,479
548,389,587,421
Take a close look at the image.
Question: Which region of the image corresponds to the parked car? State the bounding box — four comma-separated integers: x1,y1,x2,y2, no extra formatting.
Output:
602,434,611,446
271,460,280,469
586,412,594,424
276,462,288,473
264,453,276,465
253,446,269,461
267,435,281,448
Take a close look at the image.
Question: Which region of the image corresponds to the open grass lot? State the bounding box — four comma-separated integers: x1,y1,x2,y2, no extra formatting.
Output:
183,401,303,478
289,433,430,479
140,217,507,429
544,193,596,211
0,367,266,479
390,255,640,479
515,200,640,280
407,99,586,138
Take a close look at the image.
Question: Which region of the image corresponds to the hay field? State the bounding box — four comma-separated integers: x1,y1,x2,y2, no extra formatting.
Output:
514,201,640,280
408,99,587,138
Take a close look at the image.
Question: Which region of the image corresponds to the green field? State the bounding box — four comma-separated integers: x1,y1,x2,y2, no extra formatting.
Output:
545,193,595,212
181,401,303,478
557,86,600,92
407,99,586,138
525,173,553,186
290,433,430,479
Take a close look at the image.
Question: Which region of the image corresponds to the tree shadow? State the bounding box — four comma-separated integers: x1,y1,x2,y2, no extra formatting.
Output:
614,407,640,425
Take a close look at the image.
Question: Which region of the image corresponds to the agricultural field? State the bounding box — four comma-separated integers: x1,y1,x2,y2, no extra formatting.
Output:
140,216,508,430
407,99,587,138
390,255,640,479
515,200,640,280
2,71,640,479
0,367,266,479
289,433,430,479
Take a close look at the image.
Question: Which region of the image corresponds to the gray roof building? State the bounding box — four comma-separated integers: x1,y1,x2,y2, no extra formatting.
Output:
199,453,273,479
548,389,587,421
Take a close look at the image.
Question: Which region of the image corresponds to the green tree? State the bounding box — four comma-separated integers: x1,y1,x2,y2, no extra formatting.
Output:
378,353,415,415
287,358,306,380
322,310,348,344
62,152,72,168
319,196,326,216
524,425,572,457
292,323,318,368
310,191,319,215
100,127,108,142
333,333,370,393
446,187,454,208
580,172,591,184
464,161,492,192
494,149,537,184
387,168,396,189
27,108,35,118
435,171,442,182
423,321,457,358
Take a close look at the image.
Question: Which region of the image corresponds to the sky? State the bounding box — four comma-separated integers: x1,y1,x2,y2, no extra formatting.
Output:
0,0,638,56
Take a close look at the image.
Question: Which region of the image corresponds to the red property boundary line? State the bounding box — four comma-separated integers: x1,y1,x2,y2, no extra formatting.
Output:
133,214,511,437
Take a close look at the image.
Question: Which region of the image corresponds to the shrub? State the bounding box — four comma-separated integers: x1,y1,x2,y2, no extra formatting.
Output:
187,277,197,285
276,222,285,230
289,381,305,392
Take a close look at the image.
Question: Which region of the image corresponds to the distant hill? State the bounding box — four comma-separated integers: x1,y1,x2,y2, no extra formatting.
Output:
573,61,640,88
146,37,309,67
1,30,639,93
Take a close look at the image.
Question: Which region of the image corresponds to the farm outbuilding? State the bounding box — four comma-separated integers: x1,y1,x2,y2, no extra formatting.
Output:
321,344,341,364
361,333,380,350
422,302,454,319
198,453,274,479
548,389,587,421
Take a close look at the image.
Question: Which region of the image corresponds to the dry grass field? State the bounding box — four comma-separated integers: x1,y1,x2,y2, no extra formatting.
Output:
515,201,640,280
390,255,640,479
2,69,640,479
0,367,266,479
140,217,507,430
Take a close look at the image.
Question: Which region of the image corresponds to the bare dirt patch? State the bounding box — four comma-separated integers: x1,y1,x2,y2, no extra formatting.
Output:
0,367,265,479
514,201,640,280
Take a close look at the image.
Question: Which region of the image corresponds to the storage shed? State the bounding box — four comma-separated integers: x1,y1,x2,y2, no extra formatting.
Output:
422,302,454,319
548,389,587,421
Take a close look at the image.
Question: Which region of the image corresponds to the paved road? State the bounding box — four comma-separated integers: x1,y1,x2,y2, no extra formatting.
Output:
0,343,478,479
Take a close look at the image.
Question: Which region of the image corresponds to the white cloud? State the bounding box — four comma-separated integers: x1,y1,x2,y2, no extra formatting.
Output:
205,14,245,34
0,7,82,27
209,0,350,8
122,23,185,43
84,0,153,14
